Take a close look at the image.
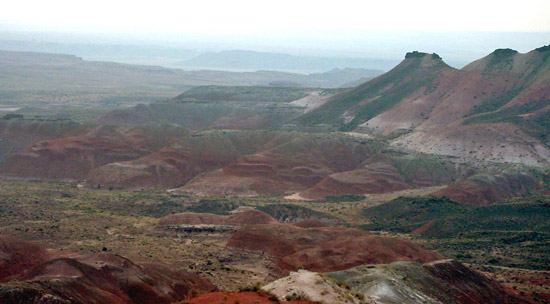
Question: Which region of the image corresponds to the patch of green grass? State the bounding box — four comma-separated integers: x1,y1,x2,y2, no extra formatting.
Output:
360,195,550,270
464,88,522,117
360,196,470,232
319,194,366,203
463,102,550,141
186,199,241,215
257,203,343,224
390,154,458,187
464,102,547,125
175,85,310,103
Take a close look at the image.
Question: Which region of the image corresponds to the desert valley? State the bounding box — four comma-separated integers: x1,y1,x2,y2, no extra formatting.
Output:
1,1,550,301
0,42,549,303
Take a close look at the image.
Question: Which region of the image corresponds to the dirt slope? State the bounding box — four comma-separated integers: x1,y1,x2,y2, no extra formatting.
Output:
0,119,92,161
0,124,188,180
95,91,305,131
327,260,534,304
298,52,453,131
158,210,278,226
181,291,315,304
0,238,217,304
176,133,376,196
0,236,52,281
226,223,443,274
299,159,410,199
262,269,373,304
86,130,280,189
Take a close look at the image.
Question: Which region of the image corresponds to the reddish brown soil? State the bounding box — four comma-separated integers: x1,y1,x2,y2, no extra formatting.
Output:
86,130,279,189
0,236,52,281
0,125,187,180
509,270,550,303
392,49,550,167
181,291,315,304
412,219,436,235
304,48,550,167
293,219,328,228
158,210,278,226
421,260,537,304
0,238,217,304
0,120,91,156
227,223,444,274
178,134,374,196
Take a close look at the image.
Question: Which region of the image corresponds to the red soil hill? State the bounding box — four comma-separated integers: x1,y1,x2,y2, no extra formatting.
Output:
226,223,444,274
0,238,217,304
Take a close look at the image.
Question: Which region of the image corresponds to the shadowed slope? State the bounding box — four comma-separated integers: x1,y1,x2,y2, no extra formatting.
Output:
0,236,52,281
327,260,534,304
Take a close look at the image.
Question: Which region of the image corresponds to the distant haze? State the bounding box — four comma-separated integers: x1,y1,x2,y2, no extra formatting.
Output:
2,0,549,33
1,0,549,70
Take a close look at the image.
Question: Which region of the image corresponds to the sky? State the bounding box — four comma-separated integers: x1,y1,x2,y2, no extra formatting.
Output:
2,0,549,34
1,0,550,68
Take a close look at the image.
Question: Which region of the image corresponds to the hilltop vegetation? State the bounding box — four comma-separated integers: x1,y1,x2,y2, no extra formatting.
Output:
361,196,550,270
173,86,312,103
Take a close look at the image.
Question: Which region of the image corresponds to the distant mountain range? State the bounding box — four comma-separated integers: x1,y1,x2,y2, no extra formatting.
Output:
0,39,199,66
178,50,397,72
0,40,396,72
0,50,383,107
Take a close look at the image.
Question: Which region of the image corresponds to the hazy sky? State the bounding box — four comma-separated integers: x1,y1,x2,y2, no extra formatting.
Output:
1,0,550,68
2,0,550,34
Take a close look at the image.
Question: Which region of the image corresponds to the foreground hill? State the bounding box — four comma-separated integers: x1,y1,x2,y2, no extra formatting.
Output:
181,291,317,304
298,47,550,168
0,236,52,281
226,221,444,274
326,260,533,304
0,179,546,303
0,238,217,304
